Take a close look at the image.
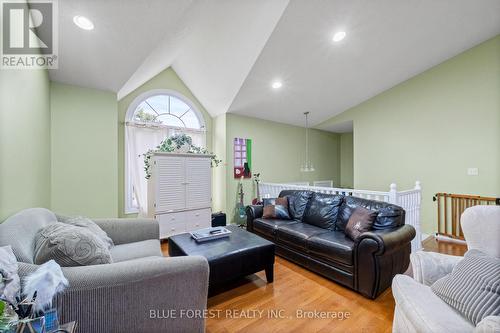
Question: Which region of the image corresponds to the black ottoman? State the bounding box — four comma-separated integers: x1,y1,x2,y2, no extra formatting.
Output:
168,225,275,288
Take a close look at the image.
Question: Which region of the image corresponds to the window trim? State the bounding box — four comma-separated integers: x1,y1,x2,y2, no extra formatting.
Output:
124,89,206,214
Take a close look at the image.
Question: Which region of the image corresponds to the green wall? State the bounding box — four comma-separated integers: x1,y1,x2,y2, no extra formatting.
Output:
118,67,213,217
50,82,118,217
225,114,341,224
319,35,500,234
212,114,227,212
340,133,354,188
0,69,51,221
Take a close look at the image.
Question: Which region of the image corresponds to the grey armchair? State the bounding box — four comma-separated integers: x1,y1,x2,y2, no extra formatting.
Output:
0,208,209,333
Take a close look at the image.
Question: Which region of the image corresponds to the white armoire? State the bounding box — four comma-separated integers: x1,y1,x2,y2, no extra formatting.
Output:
147,152,212,239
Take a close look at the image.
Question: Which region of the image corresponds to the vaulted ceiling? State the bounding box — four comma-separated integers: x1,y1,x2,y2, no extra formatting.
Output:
50,0,500,129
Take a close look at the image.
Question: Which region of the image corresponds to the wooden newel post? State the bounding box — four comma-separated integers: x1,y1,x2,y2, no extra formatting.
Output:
414,180,421,191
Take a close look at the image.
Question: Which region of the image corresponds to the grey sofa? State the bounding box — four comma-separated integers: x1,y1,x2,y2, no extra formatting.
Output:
0,208,209,333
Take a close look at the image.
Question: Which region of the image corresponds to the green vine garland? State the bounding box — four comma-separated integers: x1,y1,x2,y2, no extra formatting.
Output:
144,133,222,179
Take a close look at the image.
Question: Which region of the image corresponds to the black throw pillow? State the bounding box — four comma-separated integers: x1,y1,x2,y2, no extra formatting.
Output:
279,190,314,221
302,192,343,230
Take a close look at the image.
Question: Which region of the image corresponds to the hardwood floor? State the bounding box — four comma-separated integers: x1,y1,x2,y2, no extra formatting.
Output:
421,235,467,256
161,236,467,333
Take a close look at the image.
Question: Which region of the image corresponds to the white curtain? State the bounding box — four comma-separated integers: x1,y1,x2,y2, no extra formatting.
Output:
126,125,206,216
126,125,168,216
183,128,205,148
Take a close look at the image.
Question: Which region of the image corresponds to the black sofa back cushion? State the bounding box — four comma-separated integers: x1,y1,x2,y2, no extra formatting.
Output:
337,196,405,231
302,192,343,230
278,190,314,221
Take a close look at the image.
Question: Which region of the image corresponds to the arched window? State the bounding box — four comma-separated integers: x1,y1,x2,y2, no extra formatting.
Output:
125,90,206,214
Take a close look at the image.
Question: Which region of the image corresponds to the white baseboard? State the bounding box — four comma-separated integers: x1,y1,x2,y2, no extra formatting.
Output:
434,233,467,245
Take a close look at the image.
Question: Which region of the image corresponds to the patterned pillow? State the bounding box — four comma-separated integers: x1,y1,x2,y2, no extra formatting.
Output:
34,222,113,267
262,197,291,219
63,216,114,249
431,250,500,325
344,206,377,241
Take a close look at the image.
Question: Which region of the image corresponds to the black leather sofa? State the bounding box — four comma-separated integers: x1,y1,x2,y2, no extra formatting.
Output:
246,190,416,299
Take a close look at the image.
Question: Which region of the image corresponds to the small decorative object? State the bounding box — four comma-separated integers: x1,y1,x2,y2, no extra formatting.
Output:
252,173,261,205
144,133,221,179
22,261,68,312
0,246,21,332
0,250,69,333
237,176,245,219
16,316,45,333
43,309,59,332
190,227,231,243
0,246,21,306
233,138,252,178
0,300,18,333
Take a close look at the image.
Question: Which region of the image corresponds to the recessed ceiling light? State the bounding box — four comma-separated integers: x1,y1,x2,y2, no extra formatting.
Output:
73,15,94,30
332,31,346,42
271,80,283,89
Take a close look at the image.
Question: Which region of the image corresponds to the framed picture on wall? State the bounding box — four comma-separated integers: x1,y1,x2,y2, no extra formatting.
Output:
233,138,252,178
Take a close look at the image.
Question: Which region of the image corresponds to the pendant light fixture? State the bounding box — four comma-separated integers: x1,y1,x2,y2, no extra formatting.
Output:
300,111,315,172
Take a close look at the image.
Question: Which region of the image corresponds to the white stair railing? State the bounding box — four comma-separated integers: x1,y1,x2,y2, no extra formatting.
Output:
259,181,422,252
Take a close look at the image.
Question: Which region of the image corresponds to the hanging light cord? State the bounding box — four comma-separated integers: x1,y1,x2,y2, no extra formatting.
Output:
305,112,309,167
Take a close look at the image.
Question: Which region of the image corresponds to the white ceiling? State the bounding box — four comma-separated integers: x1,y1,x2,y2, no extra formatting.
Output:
228,0,500,128
119,0,289,115
49,0,500,130
49,0,195,92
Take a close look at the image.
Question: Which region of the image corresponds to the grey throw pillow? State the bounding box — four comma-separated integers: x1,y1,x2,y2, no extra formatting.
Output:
431,249,500,325
34,222,113,267
63,216,114,249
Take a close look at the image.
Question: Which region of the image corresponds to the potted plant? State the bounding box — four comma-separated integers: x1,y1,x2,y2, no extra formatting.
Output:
144,133,222,179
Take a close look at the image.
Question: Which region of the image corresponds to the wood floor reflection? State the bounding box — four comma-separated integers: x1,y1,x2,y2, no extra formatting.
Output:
161,235,467,333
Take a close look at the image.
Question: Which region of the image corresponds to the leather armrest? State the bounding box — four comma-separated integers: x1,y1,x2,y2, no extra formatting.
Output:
357,224,416,255
246,205,263,232
355,224,416,298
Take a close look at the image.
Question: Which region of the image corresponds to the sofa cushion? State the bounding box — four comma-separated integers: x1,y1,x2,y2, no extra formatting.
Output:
110,239,163,262
279,190,314,221
34,222,113,266
302,192,343,230
431,250,500,325
337,196,405,231
307,231,355,266
253,218,299,239
276,222,328,251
